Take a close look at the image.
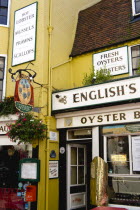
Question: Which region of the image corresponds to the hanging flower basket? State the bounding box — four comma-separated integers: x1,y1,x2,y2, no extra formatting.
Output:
7,113,47,144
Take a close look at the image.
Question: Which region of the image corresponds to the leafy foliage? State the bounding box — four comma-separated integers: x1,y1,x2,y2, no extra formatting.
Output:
82,67,112,86
7,113,47,144
0,96,18,117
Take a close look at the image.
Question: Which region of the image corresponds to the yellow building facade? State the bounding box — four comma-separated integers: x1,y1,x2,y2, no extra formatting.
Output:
52,0,140,210
0,0,101,210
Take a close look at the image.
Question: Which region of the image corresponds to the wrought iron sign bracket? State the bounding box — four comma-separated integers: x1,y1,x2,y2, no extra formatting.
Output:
9,68,43,87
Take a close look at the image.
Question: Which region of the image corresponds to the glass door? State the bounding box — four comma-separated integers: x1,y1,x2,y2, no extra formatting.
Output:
67,144,87,210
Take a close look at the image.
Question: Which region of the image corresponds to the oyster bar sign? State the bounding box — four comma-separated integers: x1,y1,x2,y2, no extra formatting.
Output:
52,77,140,112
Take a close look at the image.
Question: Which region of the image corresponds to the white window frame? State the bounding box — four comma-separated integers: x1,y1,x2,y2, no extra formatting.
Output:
67,144,87,210
129,44,140,76
132,0,140,16
0,54,7,99
0,0,11,27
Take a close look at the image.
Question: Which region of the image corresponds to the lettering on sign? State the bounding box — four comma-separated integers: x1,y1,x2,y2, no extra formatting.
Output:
52,77,140,111
12,3,37,66
57,109,140,129
73,83,136,103
0,125,9,133
93,46,129,76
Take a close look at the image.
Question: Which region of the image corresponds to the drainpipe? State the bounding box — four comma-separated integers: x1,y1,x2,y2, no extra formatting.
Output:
45,0,53,208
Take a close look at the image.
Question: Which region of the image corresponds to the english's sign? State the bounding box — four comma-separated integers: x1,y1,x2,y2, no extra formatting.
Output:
52,76,140,112
93,46,129,76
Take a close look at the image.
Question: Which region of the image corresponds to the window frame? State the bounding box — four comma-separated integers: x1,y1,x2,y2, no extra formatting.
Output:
0,0,11,27
129,44,140,76
132,0,140,16
104,134,140,177
0,55,7,100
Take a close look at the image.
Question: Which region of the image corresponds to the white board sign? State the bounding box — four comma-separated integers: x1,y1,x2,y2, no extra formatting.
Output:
21,163,37,179
49,161,59,179
93,46,129,76
12,2,37,66
52,76,140,112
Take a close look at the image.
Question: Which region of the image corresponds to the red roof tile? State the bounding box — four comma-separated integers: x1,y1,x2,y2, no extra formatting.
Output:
70,0,140,57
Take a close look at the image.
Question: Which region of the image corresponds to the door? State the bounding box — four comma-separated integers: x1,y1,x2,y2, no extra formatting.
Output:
67,144,90,210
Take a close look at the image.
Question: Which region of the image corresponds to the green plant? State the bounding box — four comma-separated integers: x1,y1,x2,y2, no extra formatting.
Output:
0,96,18,117
7,113,47,144
82,67,112,86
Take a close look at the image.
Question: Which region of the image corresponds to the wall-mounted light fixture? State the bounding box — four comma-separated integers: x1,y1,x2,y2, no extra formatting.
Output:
50,150,56,158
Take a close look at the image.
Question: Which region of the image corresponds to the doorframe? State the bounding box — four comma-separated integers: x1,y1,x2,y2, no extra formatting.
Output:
67,144,87,210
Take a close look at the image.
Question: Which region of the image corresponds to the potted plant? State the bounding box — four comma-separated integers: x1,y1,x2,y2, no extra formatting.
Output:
82,67,112,86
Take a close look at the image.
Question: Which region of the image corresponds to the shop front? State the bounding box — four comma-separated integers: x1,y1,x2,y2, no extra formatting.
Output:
52,76,140,210
0,116,35,210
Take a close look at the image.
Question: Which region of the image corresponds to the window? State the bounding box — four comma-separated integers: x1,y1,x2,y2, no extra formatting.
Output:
0,0,9,25
0,57,5,100
103,124,140,206
131,45,140,75
132,0,140,16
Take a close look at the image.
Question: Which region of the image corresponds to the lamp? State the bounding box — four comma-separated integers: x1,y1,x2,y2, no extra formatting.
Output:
92,76,96,84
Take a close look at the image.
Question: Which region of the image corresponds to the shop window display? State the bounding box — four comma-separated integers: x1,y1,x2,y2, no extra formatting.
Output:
0,145,32,210
103,124,140,207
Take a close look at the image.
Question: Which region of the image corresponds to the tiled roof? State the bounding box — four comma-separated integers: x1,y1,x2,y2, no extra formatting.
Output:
70,0,140,57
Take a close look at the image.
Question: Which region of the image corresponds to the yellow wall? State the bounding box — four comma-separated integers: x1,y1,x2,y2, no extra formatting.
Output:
0,27,9,53
4,0,102,210
52,38,140,89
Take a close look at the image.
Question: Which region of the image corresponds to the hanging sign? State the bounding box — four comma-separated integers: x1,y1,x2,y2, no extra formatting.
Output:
12,2,38,66
14,75,34,112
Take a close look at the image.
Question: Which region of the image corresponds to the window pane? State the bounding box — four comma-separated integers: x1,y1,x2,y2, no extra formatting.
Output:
0,80,2,89
131,46,140,57
0,70,3,79
0,15,7,25
71,166,77,185
78,166,84,184
108,177,140,206
132,57,140,69
107,136,130,174
71,147,77,165
78,148,84,165
0,0,8,7
0,57,4,79
0,8,8,16
136,1,140,14
0,57,5,67
0,90,2,101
